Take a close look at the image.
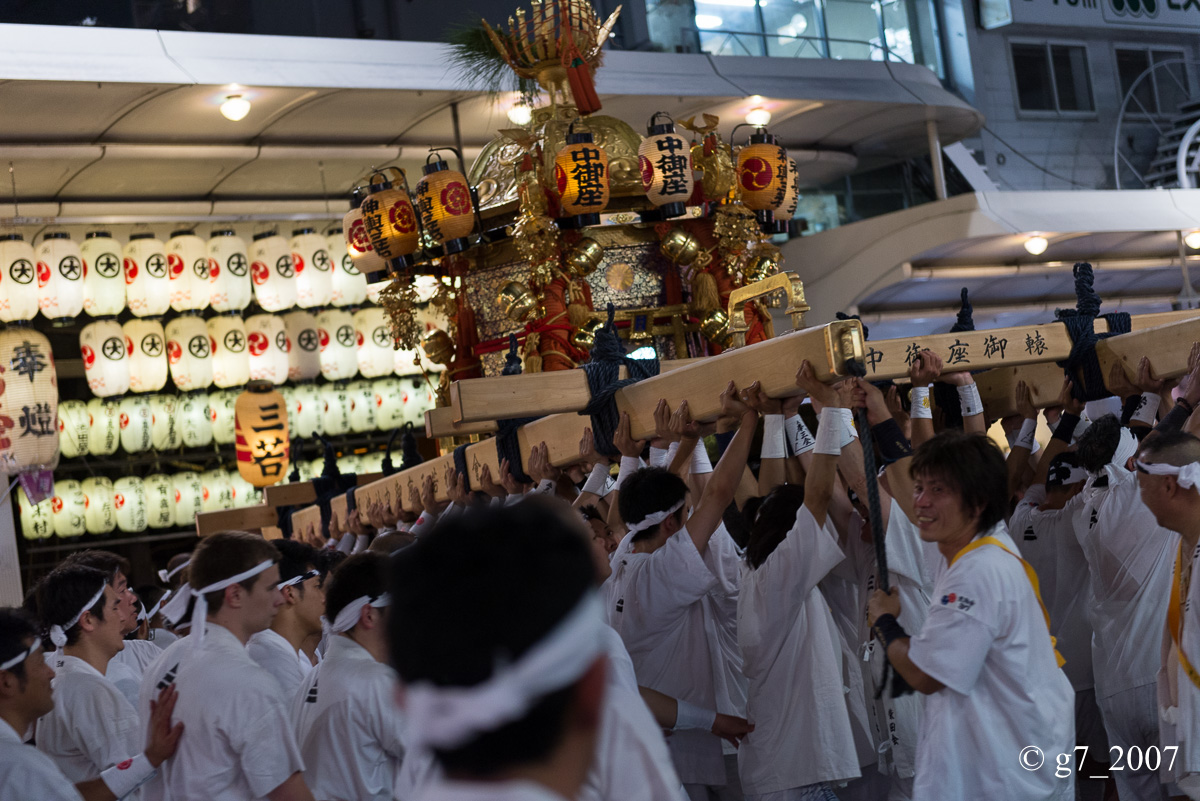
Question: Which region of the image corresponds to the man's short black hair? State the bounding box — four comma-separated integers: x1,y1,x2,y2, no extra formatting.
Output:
388,497,594,776
36,565,109,648
579,504,603,523
1076,414,1122,474
617,467,688,542
910,431,1009,535
62,550,129,583
273,539,321,591
325,552,389,629
746,485,806,569
0,608,40,684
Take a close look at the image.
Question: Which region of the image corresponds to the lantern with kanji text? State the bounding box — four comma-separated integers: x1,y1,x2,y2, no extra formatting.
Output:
328,226,368,307
290,227,334,309
58,399,88,459
149,394,180,451
123,232,170,318
0,234,39,323
360,168,421,276
113,476,147,534
80,232,125,318
639,113,694,219
250,231,298,313
208,229,252,312
235,381,290,487
348,379,377,433
82,476,116,536
172,471,203,528
37,232,85,323
18,486,54,540
555,125,610,228
117,395,152,454
180,391,213,448
51,480,86,539
122,318,168,393
0,328,59,500
321,382,352,436
79,319,130,398
736,131,789,227
144,473,174,529
167,230,210,313
86,398,120,457
200,468,234,513
415,152,476,255
209,388,239,445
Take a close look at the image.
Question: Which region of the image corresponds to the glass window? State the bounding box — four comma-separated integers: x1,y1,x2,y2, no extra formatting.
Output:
825,0,879,61
760,0,824,58
1116,48,1156,114
1051,45,1093,111
1114,47,1188,117
1153,50,1190,115
1012,44,1055,111
692,0,764,56
1012,42,1093,113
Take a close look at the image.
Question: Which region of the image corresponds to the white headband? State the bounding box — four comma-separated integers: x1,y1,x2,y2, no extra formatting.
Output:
277,569,319,590
160,559,275,646
1136,460,1200,492
1048,464,1089,488
49,583,107,648
0,638,42,671
137,597,164,624
158,559,191,584
322,592,391,637
401,592,605,751
1110,427,1139,472
624,500,685,536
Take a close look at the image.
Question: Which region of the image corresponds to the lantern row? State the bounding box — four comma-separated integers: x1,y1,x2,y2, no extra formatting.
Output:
0,226,374,324
78,305,442,398
58,376,437,458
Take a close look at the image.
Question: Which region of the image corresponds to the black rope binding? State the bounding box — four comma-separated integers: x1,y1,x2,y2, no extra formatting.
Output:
1055,263,1129,401
933,287,974,431
382,427,403,476
495,334,537,484
580,303,661,456
400,423,424,471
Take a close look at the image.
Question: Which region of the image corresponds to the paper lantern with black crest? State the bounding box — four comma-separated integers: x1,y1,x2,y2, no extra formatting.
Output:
315,308,358,381
249,231,298,312
80,231,125,317
283,310,321,382
328,226,368,306
167,230,210,313
291,227,334,309
245,313,289,385
208,314,251,389
208,229,252,312
165,314,213,392
36,233,85,323
80,319,130,398
0,234,39,323
123,233,170,318
122,318,168,393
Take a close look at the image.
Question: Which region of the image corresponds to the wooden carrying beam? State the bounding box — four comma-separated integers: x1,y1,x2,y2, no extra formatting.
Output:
425,407,499,438
356,453,457,511
291,506,324,547
195,505,278,537
1097,316,1200,389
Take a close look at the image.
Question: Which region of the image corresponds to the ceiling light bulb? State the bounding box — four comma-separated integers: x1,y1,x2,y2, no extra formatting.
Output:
1186,230,1200,250
745,107,772,127
1023,235,1049,256
507,104,533,125
220,95,251,122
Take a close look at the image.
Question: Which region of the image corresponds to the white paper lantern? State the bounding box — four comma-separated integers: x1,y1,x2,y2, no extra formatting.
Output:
404,378,436,427
123,318,168,393
208,229,252,312
36,233,85,322
208,315,251,389
208,388,239,444
179,392,213,447
172,472,204,528
79,319,130,398
165,314,213,391
200,468,234,513
359,450,386,474
118,395,153,454
283,310,321,382
394,345,422,377
0,329,59,488
113,476,148,534
167,230,210,313
143,474,175,529
18,486,54,540
149,394,180,450
354,306,394,379
86,398,120,456
58,399,89,459
348,379,377,433
0,235,39,323
375,378,406,429
226,469,261,508
321,382,352,436
290,228,334,309
327,228,368,307
315,309,358,381
337,454,362,475
245,313,289,385
50,480,87,539
82,476,116,535
123,233,170,318
249,231,297,312
289,383,323,438
80,232,125,318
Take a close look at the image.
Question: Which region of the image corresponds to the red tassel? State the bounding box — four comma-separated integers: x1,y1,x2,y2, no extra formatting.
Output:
566,57,601,115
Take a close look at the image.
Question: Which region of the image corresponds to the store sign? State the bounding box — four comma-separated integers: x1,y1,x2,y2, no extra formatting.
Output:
1004,0,1200,30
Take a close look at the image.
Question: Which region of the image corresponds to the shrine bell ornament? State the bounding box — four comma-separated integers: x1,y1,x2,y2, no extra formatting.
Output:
249,231,298,312
0,329,59,500
18,487,54,540
58,399,89,459
50,480,87,539
208,229,252,312
359,168,421,277
290,227,334,308
80,232,126,318
354,305,395,379
328,226,368,307
415,152,476,255
86,398,120,457
244,313,290,385
283,310,321,382
0,234,39,323
35,232,85,324
113,476,148,534
165,314,214,392
234,381,290,487
167,229,211,313
555,125,610,228
79,319,130,398
143,473,174,529
82,476,116,536
172,471,203,528
123,232,171,318
122,318,169,393
737,131,790,227
117,395,153,454
315,308,359,381
208,314,251,389
639,113,694,220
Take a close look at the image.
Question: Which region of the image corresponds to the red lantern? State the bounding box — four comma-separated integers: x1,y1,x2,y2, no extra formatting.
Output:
359,168,421,277
737,131,789,228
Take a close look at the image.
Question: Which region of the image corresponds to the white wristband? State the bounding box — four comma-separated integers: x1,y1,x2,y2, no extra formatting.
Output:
690,442,713,474
785,414,815,455
1013,417,1037,451
666,440,681,466
761,414,786,459
504,493,524,506
649,446,669,468
674,699,718,733
534,478,556,495
101,753,155,799
1132,393,1161,426
815,408,848,456
957,382,984,418
582,463,610,496
615,456,641,490
910,387,932,420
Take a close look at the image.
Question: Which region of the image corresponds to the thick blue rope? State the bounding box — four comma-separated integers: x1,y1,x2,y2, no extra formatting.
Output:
580,303,661,457
1055,263,1128,401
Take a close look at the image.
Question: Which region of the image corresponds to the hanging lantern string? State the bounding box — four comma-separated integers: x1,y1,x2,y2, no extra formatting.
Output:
647,111,675,129
8,161,18,219
729,122,761,148
318,160,331,217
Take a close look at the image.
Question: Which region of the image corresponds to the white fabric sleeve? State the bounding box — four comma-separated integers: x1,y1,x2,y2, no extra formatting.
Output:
761,414,786,459
534,478,556,495
673,699,717,732
648,446,669,468
665,440,680,466
615,455,641,489
582,463,609,495
1131,393,1161,426
409,510,438,537
910,386,932,419
957,383,984,417
352,534,369,554
785,413,815,456
1013,417,1037,451
690,443,712,475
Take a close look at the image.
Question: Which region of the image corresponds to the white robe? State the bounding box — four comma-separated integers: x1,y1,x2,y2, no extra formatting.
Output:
0,720,81,801
415,779,568,801
247,627,314,699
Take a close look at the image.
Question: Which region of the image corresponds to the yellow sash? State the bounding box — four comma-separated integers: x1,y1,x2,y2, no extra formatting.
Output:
949,536,1066,668
1167,542,1200,690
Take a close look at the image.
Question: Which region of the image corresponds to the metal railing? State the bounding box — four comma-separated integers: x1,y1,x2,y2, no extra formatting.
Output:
1112,58,1200,190
676,26,916,64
